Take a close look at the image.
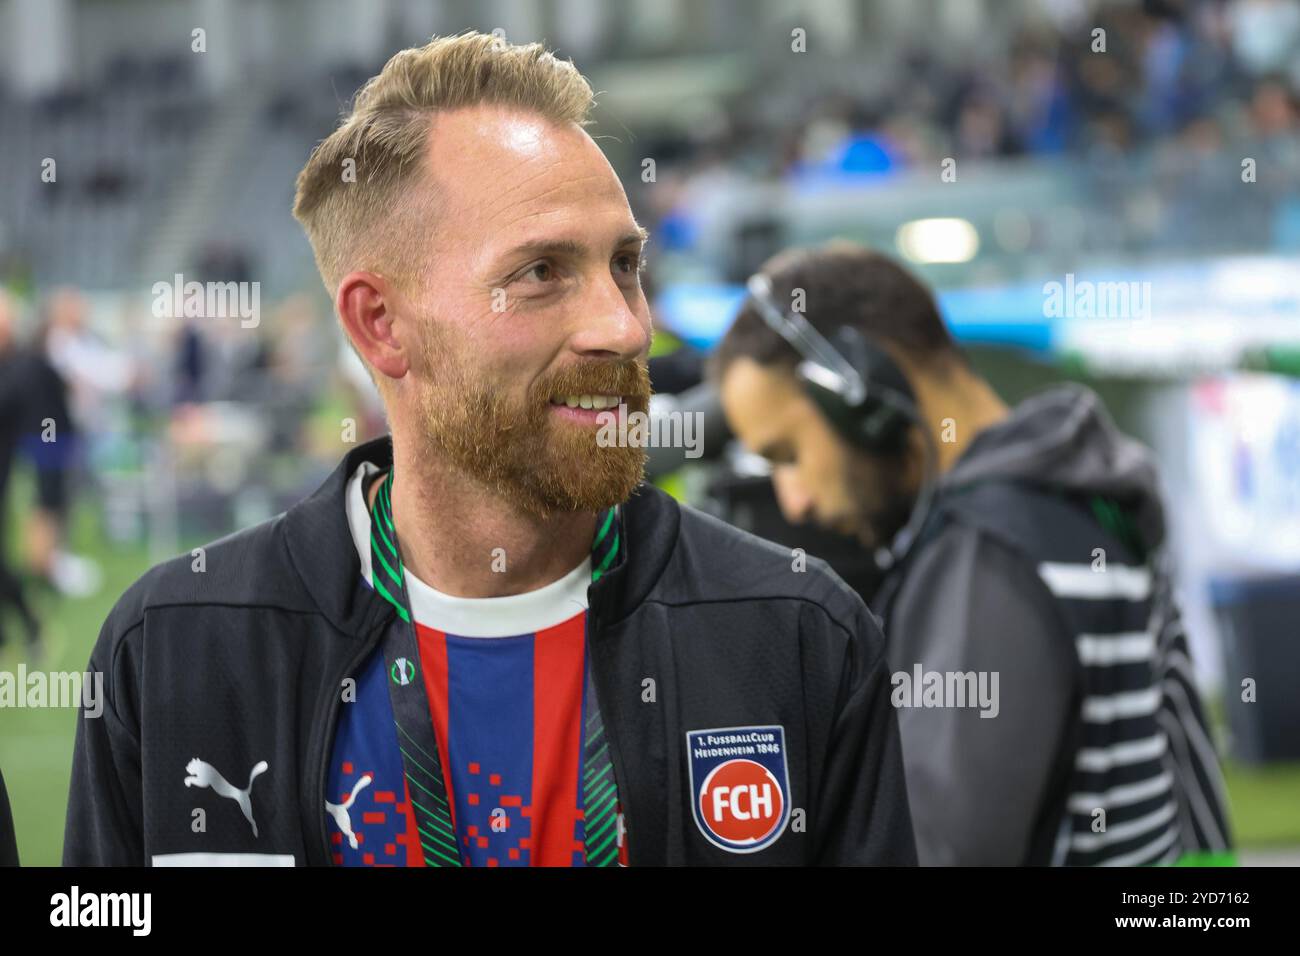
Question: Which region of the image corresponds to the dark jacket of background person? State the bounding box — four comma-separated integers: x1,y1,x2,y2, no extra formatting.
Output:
875,384,1232,866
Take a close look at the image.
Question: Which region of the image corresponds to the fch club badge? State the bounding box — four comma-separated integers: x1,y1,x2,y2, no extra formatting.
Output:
686,725,791,853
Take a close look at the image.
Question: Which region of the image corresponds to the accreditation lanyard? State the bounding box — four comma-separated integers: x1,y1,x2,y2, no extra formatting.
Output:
366,468,625,866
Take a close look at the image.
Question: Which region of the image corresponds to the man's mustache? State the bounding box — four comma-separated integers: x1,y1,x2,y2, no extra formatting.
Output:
535,362,652,403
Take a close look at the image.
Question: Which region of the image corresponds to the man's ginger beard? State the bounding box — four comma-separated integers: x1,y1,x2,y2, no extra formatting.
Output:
408,320,651,517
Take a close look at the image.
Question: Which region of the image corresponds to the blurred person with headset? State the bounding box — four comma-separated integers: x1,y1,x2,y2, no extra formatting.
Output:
713,241,1233,866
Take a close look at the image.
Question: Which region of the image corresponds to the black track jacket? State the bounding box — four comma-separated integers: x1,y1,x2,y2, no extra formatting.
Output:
64,436,916,866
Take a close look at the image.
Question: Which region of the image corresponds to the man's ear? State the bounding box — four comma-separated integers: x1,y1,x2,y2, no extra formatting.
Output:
337,271,410,382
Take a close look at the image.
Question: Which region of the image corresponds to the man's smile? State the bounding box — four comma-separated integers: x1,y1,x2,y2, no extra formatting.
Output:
548,394,626,410
547,394,627,424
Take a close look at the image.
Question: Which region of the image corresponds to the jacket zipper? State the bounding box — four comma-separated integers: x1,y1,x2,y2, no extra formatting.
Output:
589,609,634,866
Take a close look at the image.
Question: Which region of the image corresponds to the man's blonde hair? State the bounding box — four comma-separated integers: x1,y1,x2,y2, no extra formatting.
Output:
292,32,596,295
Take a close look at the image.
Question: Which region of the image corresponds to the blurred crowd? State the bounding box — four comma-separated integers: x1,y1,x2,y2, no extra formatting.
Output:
670,0,1299,176
640,0,1300,268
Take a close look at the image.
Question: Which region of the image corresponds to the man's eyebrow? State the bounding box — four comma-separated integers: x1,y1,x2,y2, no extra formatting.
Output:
495,228,649,265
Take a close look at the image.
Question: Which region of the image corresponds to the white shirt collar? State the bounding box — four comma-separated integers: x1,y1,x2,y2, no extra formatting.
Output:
345,460,590,637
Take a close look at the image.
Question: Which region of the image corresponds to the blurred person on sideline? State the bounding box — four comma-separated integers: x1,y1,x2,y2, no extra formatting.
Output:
23,288,126,598
714,242,1234,866
0,766,18,866
0,289,44,657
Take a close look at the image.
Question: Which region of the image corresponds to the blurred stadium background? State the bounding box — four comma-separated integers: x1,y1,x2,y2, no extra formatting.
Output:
1,0,1298,865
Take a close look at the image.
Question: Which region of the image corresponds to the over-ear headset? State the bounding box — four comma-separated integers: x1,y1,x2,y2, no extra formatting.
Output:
744,272,918,455
741,270,938,571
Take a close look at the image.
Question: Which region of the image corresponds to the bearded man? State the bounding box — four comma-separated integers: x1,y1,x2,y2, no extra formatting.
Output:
63,33,915,867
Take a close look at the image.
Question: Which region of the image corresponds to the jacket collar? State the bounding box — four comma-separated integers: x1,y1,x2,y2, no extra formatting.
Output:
588,477,679,629
282,436,397,639
283,434,680,638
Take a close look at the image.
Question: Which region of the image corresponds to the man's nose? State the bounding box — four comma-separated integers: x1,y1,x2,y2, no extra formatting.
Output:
772,466,815,525
568,276,651,359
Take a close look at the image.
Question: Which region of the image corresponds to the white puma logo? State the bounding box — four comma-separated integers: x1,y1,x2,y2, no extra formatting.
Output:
325,773,373,850
184,758,269,838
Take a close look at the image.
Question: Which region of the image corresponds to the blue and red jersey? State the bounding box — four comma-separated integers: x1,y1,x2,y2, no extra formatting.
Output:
327,462,625,866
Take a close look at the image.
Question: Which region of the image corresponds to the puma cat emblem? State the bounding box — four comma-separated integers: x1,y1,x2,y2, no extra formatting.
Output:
325,773,373,851
184,758,269,837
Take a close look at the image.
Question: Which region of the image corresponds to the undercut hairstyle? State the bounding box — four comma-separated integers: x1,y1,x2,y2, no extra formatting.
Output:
710,241,967,383
292,31,596,296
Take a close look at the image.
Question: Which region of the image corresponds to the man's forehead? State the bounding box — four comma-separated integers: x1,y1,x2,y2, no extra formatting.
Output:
424,105,631,234
426,105,564,165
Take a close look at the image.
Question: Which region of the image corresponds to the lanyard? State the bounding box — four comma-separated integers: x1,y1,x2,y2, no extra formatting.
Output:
367,468,624,866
